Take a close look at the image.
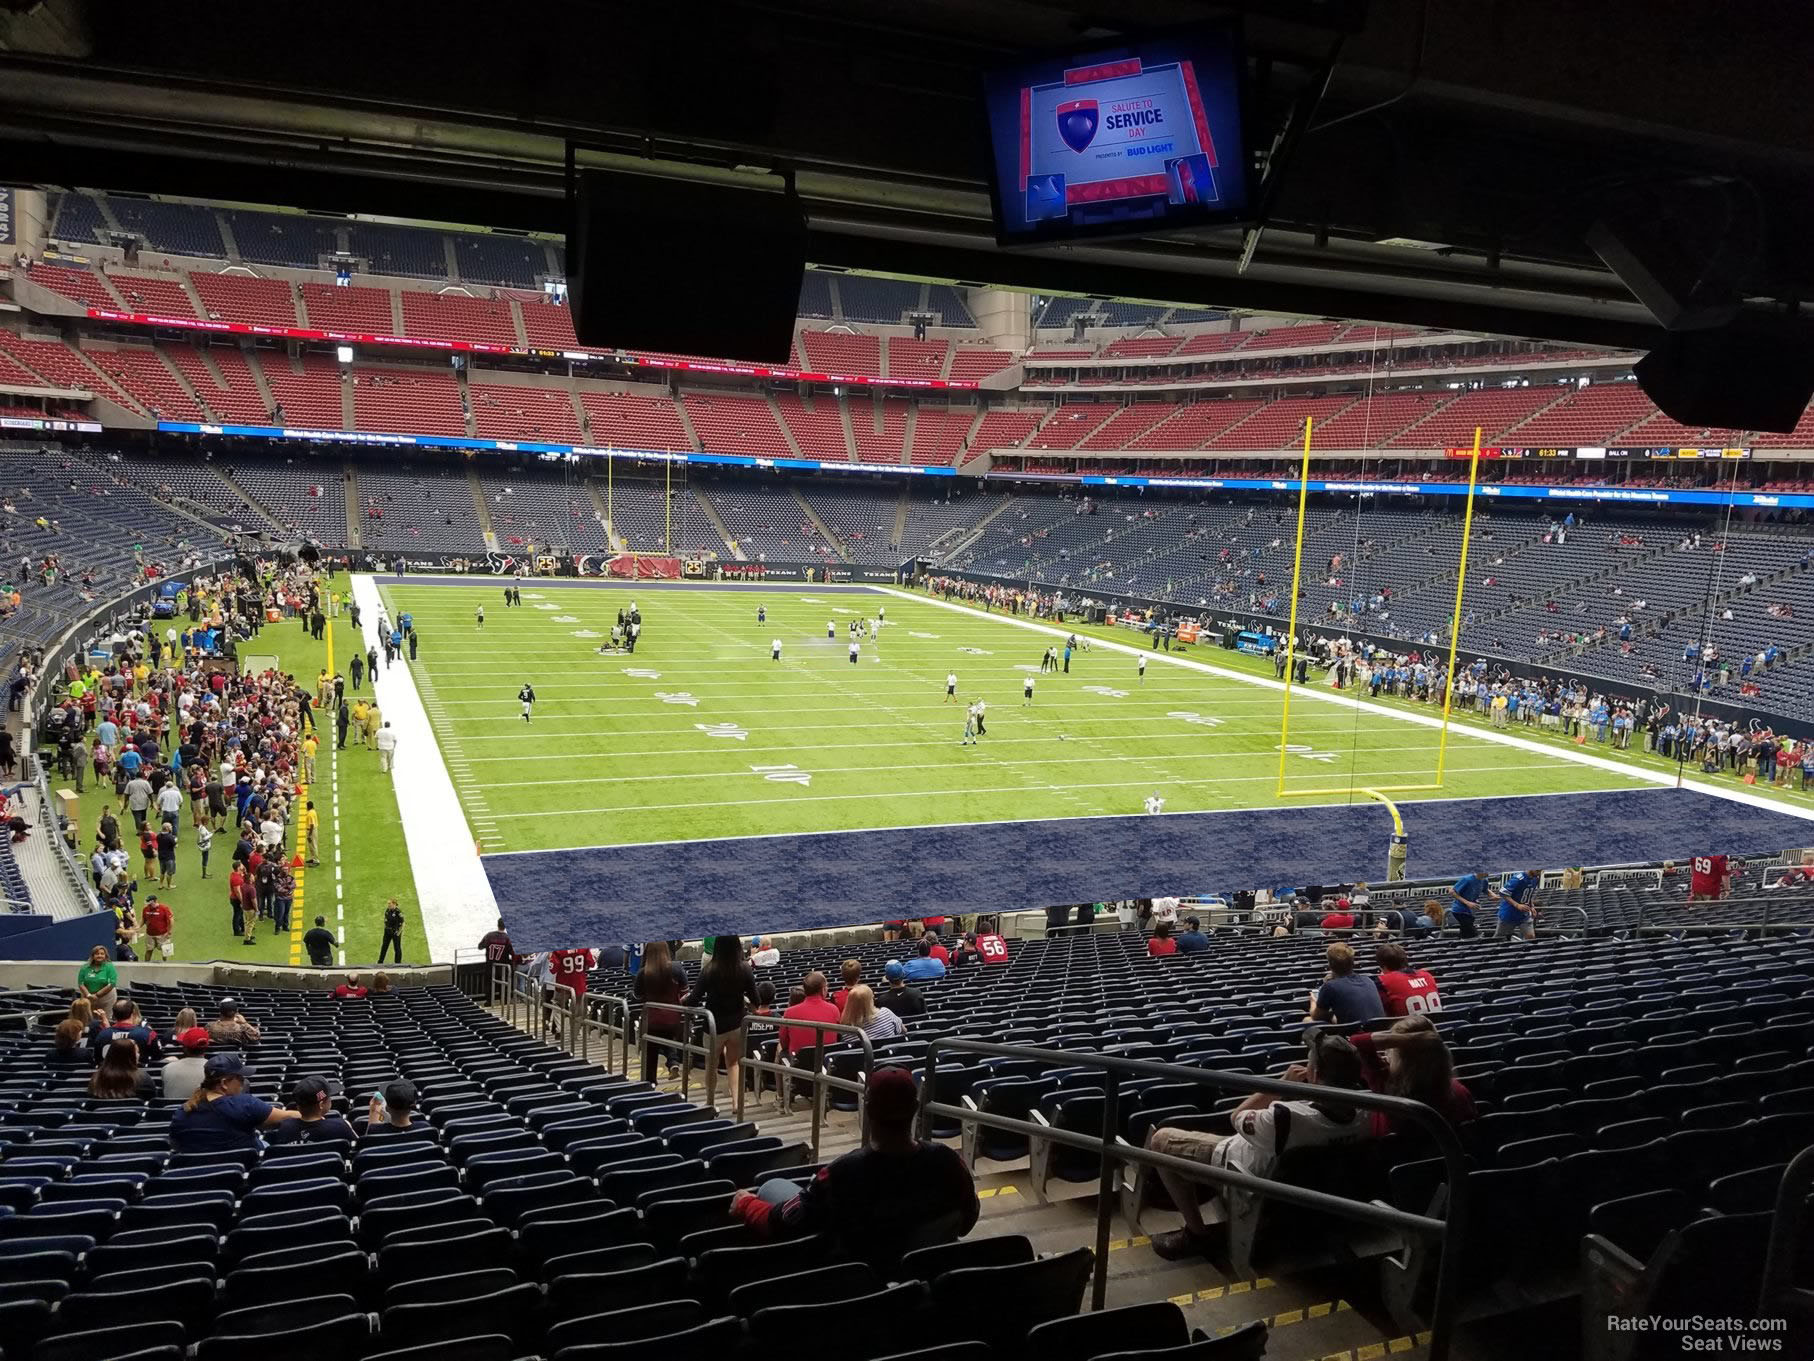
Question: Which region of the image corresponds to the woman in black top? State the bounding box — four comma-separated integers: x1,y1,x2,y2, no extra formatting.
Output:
634,940,688,1083
687,935,759,1099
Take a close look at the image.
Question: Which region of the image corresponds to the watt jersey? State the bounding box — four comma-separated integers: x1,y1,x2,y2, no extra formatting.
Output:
1377,969,1442,1017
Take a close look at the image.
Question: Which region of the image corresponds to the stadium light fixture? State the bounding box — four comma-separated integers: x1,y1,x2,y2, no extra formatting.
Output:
335,344,354,364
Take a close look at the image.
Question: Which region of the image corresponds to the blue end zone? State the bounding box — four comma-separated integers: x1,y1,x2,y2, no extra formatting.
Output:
482,787,1814,948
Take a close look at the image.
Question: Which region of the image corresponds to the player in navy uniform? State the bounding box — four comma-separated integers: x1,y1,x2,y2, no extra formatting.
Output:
757,605,767,624
518,683,536,723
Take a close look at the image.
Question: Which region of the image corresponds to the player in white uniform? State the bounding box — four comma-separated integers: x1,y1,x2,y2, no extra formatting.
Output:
1023,675,1035,706
771,638,783,661
518,682,535,722
827,620,836,639
1138,655,1148,683
1144,791,1166,814
848,640,860,665
945,672,958,701
476,605,485,629
961,704,977,746
973,698,987,735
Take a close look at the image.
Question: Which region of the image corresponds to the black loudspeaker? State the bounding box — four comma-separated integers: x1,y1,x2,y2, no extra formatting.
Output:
570,170,805,364
1634,326,1814,434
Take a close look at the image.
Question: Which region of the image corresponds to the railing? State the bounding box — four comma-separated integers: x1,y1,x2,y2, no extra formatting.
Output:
738,1017,876,1158
1632,897,1813,935
30,755,99,914
916,1038,1470,1361
629,1000,721,1110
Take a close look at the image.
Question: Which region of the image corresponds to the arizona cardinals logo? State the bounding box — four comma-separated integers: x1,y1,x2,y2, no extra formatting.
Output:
1056,99,1099,153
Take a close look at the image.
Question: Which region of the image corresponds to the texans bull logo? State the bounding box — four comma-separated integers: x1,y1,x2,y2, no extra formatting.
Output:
1056,99,1099,153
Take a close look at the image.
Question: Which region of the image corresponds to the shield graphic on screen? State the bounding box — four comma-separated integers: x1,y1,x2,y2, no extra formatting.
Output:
1056,100,1099,153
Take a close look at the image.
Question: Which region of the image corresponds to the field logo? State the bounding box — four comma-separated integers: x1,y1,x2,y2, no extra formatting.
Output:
571,629,601,638
552,615,579,623
1083,685,1129,698
655,691,699,706
697,722,748,740
623,668,662,679
1275,742,1338,764
1168,710,1225,728
751,763,810,785
957,646,993,655
1057,98,1099,153
909,631,941,639
533,602,557,611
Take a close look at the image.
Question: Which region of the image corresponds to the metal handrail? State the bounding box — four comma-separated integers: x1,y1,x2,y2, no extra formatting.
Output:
739,1016,877,1158
30,755,99,914
1761,1145,1814,1321
917,1037,1469,1361
635,1000,721,1110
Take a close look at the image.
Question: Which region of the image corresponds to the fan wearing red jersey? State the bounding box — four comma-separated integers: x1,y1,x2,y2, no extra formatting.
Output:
1373,942,1442,1017
550,948,596,997
1688,854,1730,901
973,933,1010,965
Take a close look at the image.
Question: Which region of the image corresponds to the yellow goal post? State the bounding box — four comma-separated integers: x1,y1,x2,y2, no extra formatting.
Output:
1274,420,1485,799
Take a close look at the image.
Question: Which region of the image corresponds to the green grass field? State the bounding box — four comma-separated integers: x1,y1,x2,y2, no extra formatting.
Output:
69,571,425,967
376,581,1658,854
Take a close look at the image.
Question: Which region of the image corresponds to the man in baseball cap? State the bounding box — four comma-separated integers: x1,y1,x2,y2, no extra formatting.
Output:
879,959,927,1019
161,1024,211,1102
731,1067,977,1272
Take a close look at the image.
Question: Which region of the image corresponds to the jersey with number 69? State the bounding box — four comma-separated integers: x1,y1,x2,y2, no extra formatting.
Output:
1689,854,1728,897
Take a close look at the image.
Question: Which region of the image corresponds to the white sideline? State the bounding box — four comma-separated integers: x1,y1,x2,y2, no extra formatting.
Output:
351,573,499,961
881,587,1814,826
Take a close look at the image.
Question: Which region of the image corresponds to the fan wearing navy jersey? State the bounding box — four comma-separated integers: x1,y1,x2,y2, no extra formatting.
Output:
1495,868,1540,941
731,1067,978,1272
1689,853,1730,901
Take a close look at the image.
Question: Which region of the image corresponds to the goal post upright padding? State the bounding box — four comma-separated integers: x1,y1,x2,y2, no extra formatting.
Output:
1275,425,1485,799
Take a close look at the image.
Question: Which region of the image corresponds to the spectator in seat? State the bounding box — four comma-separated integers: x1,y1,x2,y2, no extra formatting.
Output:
1147,920,1178,957
731,1067,978,1273
831,958,862,1011
334,972,368,999
90,997,162,1064
90,1034,157,1099
270,1076,359,1144
780,970,841,1056
749,936,781,968
841,983,905,1041
635,940,687,1083
1320,897,1357,931
162,1018,210,1101
1409,900,1446,938
1351,1016,1474,1134
169,1053,301,1152
880,960,926,1019
52,998,96,1065
1149,1033,1374,1261
206,997,262,1048
364,1079,421,1137
1373,942,1442,1017
925,932,950,966
1305,941,1385,1025
902,936,947,982
1175,917,1211,954
76,945,117,1011
687,934,760,1100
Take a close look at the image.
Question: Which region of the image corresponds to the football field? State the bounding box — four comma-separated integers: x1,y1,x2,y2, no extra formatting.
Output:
377,580,1653,854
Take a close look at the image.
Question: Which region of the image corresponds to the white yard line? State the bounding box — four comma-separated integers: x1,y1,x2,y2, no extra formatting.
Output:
353,573,500,960
879,587,1814,826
